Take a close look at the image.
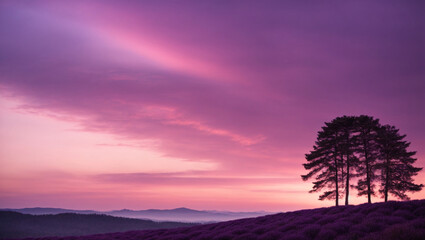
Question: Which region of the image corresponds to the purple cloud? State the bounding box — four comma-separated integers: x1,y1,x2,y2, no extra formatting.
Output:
0,0,424,177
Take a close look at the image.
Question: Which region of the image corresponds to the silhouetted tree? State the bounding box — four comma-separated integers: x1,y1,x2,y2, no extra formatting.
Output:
354,115,381,203
333,116,358,206
302,116,358,206
376,125,423,202
302,122,342,206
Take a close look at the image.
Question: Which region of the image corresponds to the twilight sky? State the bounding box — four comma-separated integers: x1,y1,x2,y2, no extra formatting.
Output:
0,0,424,211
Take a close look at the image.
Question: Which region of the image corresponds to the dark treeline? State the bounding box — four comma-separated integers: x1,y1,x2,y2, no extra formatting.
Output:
302,115,423,206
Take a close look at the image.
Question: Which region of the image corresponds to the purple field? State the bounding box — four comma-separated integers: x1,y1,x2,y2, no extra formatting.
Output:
16,199,425,240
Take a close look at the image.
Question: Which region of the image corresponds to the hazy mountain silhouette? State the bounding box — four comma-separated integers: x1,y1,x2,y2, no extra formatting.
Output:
2,207,270,223
107,207,269,222
1,207,97,215
0,211,196,239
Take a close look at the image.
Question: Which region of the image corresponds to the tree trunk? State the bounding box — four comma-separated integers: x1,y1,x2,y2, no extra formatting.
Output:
366,160,371,203
345,132,350,206
340,153,344,189
335,153,339,207
334,135,339,207
364,139,371,204
345,155,349,205
384,157,390,202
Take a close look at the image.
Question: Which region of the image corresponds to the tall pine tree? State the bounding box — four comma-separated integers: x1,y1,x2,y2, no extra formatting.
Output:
302,116,357,206
302,122,343,206
354,115,380,203
376,125,423,202
332,116,358,206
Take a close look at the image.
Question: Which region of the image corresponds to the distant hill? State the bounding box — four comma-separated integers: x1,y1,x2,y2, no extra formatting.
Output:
2,207,270,223
0,211,196,239
11,199,425,240
106,207,269,222
1,207,97,215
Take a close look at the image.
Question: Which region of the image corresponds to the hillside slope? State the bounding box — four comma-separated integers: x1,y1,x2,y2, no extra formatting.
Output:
0,212,196,239
11,199,425,240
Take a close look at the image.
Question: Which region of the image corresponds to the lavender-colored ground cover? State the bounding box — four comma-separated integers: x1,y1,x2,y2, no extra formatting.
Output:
13,200,425,240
